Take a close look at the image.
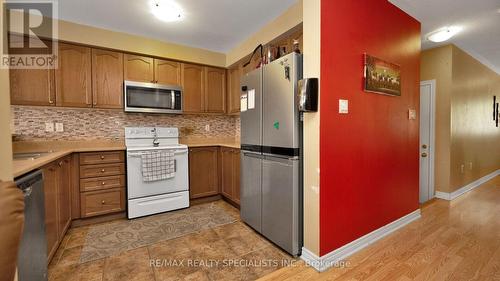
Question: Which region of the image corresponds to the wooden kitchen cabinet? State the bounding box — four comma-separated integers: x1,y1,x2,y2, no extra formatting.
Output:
205,67,226,113
182,63,205,113
10,67,55,106
80,188,125,218
43,162,59,261
56,43,92,107
124,54,154,83
155,59,181,85
79,163,125,178
92,49,124,108
79,151,125,165
57,157,72,242
189,147,219,199
182,64,227,114
9,36,56,106
227,66,241,114
220,147,240,205
43,155,72,262
78,150,126,218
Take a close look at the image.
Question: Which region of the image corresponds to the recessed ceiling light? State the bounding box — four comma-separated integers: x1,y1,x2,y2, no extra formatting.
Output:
427,26,462,43
151,0,183,22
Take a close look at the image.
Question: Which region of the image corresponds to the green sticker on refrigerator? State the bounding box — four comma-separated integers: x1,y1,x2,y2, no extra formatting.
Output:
273,121,280,129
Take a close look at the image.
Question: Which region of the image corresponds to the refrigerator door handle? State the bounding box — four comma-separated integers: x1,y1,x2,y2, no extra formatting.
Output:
243,152,264,159
263,153,299,161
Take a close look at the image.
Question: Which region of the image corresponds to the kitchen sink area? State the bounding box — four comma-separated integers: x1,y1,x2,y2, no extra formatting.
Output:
13,151,55,161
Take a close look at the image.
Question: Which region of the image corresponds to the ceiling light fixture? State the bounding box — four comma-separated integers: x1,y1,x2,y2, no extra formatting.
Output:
427,26,462,43
151,0,183,22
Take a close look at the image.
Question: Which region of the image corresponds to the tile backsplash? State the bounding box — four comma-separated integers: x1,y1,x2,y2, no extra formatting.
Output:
11,106,240,141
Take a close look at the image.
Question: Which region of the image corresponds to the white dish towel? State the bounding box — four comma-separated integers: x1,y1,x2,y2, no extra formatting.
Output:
141,150,175,182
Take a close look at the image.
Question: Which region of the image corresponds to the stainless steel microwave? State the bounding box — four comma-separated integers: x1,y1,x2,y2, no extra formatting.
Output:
124,81,183,114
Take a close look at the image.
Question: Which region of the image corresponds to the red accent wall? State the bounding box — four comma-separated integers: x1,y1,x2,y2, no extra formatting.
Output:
320,0,421,255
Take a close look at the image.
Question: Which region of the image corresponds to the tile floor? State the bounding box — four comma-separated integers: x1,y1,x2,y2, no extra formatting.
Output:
48,201,295,281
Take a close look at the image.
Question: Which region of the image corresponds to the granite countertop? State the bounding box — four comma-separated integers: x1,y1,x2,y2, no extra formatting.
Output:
13,140,126,178
13,139,240,178
179,137,240,149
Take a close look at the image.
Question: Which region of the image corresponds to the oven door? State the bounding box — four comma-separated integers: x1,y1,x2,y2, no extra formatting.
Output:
126,147,189,199
124,81,183,114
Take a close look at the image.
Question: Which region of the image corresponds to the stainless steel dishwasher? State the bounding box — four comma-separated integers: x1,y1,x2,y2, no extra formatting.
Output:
15,170,48,281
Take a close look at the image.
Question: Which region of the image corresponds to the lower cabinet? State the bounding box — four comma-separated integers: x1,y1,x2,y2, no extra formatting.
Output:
80,188,125,218
79,151,126,218
43,155,72,262
188,147,219,199
188,146,240,206
220,147,240,205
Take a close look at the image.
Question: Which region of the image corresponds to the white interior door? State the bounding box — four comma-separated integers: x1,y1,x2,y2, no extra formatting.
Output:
419,81,435,203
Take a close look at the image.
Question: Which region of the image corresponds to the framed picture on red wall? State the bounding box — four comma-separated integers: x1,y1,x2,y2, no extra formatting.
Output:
364,54,401,96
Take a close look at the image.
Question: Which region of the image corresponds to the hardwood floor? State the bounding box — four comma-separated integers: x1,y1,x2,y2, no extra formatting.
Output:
259,176,500,281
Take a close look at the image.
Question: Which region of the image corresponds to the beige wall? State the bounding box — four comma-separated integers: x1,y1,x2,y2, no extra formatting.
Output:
0,1,13,181
421,46,452,192
449,46,500,190
302,0,320,256
225,0,303,66
9,11,226,67
421,45,500,193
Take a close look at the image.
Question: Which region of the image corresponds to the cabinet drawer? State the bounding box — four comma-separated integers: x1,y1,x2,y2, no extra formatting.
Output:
80,151,124,165
80,163,125,178
80,175,125,192
80,188,125,218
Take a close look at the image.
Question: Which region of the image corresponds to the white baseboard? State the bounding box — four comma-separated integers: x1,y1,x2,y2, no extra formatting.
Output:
435,169,499,201
301,209,421,272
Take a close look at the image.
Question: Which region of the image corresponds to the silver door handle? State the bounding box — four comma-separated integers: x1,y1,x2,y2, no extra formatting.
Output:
171,91,176,109
243,152,264,159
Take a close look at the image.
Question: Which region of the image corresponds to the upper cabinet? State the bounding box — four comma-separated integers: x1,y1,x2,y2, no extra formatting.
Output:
124,55,181,86
205,67,226,113
182,63,205,113
9,40,228,115
10,67,55,106
56,43,92,108
227,66,241,114
181,64,226,114
92,49,124,109
9,36,56,106
155,59,181,85
124,54,154,83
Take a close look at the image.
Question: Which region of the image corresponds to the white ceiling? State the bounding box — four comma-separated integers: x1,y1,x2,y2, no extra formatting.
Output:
390,0,500,74
54,0,298,53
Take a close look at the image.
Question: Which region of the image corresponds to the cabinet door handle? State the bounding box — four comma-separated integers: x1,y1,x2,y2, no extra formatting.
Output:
101,169,105,173
101,200,106,204
48,72,54,104
100,155,105,160
58,161,63,167
101,182,106,185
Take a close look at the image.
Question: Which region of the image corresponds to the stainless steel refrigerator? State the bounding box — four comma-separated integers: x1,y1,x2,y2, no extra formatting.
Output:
240,52,303,256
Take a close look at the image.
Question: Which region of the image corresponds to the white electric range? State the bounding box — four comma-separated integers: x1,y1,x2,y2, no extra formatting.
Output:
125,127,189,219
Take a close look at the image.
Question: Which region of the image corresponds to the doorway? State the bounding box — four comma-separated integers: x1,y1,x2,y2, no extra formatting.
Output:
419,80,436,203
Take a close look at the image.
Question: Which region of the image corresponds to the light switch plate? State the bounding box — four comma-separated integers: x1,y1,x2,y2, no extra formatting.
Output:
339,99,348,114
45,122,54,132
205,124,210,132
55,123,64,132
408,109,417,120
